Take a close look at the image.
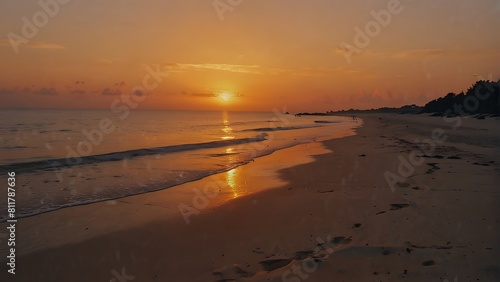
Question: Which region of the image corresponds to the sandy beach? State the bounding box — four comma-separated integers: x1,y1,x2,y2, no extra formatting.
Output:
1,113,499,281
2,1,499,281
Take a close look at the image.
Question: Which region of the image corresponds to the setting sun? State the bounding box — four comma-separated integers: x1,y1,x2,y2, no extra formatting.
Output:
218,92,233,102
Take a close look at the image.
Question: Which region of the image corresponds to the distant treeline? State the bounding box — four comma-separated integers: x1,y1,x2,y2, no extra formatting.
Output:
296,104,422,116
421,80,500,115
295,80,500,117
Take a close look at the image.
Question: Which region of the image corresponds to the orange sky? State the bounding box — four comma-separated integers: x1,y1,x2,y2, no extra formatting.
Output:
1,0,499,112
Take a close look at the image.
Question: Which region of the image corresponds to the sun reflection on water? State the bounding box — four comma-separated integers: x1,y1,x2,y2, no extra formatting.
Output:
222,112,240,198
226,168,238,198
221,111,234,140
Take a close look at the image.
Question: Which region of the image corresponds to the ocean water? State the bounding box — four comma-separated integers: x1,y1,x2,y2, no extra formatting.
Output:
0,109,358,221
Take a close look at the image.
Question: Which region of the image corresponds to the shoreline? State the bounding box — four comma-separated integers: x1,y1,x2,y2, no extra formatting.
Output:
0,116,358,223
0,124,358,257
1,113,498,281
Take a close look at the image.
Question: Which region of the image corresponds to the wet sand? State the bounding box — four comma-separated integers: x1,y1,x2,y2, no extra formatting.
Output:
1,114,499,281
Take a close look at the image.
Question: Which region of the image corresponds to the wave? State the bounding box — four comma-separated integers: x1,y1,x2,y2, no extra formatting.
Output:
0,162,249,223
0,146,30,149
0,134,268,174
188,120,268,129
239,125,321,132
314,120,341,124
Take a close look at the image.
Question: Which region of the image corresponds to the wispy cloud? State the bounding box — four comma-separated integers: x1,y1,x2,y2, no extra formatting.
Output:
393,49,444,59
267,68,289,75
98,58,123,64
34,87,58,95
0,87,60,96
162,62,369,77
183,91,245,99
291,67,365,76
0,87,29,96
71,89,86,95
27,42,66,50
163,63,261,74
101,88,122,96
0,40,66,50
334,46,360,59
189,92,218,97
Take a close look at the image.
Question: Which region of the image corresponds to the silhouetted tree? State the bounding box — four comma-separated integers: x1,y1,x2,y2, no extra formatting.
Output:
422,80,500,115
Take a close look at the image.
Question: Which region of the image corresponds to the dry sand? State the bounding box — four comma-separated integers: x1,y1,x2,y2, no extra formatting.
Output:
1,114,499,281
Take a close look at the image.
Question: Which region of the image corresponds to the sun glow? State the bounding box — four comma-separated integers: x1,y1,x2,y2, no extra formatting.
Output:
218,92,232,102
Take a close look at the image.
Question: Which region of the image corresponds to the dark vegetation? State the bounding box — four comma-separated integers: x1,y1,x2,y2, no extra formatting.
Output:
296,80,500,117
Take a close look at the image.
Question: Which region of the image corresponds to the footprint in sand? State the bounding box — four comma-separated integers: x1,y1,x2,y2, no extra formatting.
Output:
396,182,411,188
259,259,293,272
382,248,394,255
331,236,352,246
293,250,315,260
252,247,264,254
212,264,255,280
260,250,326,273
390,203,410,210
422,260,435,266
425,163,441,174
255,237,354,274
317,189,334,193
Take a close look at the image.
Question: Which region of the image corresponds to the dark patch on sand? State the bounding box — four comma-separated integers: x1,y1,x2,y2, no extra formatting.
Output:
212,264,254,281
425,163,441,174
390,203,410,210
473,162,490,166
317,189,334,193
382,248,393,255
427,163,440,170
396,182,410,188
252,248,264,254
406,242,452,250
233,266,252,277
259,259,292,272
419,154,445,159
293,250,315,260
422,260,435,266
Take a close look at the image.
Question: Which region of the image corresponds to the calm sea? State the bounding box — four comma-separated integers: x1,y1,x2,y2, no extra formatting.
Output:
0,109,358,221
